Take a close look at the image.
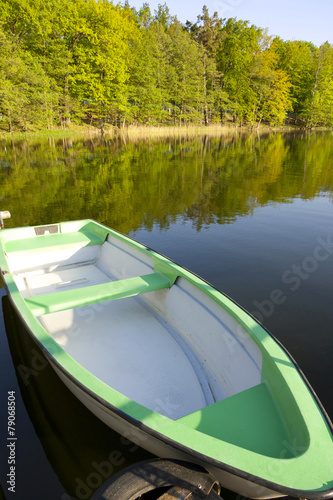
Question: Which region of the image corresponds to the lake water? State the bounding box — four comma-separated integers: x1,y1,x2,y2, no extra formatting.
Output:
0,130,333,500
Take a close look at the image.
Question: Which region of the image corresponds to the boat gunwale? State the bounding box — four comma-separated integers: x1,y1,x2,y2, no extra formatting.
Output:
1,219,333,499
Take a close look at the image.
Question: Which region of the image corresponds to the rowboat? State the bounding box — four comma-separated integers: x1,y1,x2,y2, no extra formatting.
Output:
0,219,332,499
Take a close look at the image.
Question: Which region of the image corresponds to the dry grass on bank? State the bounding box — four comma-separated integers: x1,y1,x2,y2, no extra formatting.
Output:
0,123,298,142
115,124,238,139
108,123,297,140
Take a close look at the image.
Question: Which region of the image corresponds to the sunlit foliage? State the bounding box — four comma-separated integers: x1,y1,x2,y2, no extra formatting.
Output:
0,0,332,131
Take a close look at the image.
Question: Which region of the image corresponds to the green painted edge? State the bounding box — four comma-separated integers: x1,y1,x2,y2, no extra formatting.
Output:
1,219,333,493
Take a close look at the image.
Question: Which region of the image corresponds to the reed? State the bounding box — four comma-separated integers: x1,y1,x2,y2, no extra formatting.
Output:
113,124,240,140
103,123,296,140
0,123,297,142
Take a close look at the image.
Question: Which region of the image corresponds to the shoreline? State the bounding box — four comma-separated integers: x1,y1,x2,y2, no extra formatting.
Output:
0,123,328,142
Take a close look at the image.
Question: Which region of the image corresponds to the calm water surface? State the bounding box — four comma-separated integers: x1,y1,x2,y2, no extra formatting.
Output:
0,131,332,499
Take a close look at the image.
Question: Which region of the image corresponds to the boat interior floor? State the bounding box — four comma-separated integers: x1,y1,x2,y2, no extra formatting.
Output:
17,260,214,420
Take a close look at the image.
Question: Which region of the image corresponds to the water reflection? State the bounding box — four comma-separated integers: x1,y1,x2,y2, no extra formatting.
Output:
0,132,332,234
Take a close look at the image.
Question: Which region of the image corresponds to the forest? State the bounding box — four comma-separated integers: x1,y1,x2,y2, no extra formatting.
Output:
1,0,333,132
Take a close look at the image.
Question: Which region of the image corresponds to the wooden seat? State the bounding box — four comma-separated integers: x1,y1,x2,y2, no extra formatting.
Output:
5,230,104,255
25,272,172,316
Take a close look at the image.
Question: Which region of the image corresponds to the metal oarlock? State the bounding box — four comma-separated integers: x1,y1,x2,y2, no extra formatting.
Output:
0,211,11,229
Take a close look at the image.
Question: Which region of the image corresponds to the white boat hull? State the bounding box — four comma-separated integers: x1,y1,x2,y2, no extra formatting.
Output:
50,361,283,500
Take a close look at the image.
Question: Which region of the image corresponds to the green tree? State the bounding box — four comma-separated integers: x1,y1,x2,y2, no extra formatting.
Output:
164,20,206,124
186,6,226,124
0,0,75,127
128,18,171,124
68,0,139,127
0,24,53,131
214,19,292,126
216,19,267,124
302,43,333,127
248,45,292,126
272,38,316,121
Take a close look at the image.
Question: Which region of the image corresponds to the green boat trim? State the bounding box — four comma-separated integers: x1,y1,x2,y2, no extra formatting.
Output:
1,219,332,498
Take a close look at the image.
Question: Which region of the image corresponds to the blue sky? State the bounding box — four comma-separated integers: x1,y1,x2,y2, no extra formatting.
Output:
127,0,332,47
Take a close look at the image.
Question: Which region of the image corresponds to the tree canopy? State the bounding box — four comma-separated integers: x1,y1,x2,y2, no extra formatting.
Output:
0,0,332,132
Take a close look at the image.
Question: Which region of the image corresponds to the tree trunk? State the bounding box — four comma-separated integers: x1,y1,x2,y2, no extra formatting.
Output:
64,70,71,125
8,112,12,133
203,53,209,126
